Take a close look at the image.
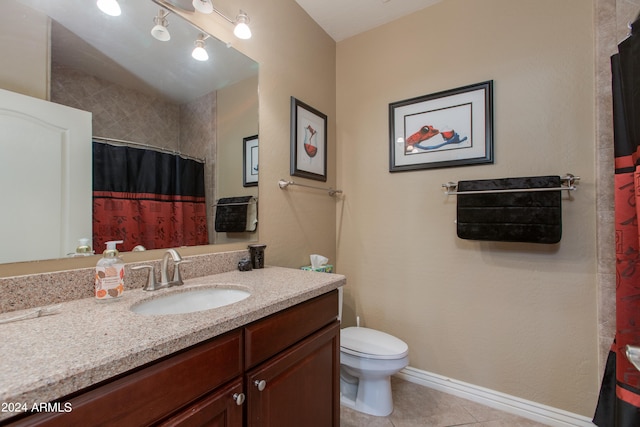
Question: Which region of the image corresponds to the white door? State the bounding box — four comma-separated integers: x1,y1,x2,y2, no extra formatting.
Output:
0,88,92,263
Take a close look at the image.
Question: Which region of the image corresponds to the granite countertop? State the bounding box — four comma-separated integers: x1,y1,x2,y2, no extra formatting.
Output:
0,266,345,421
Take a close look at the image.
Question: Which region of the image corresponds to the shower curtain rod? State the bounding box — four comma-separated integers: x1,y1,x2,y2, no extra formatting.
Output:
441,174,579,196
93,136,206,164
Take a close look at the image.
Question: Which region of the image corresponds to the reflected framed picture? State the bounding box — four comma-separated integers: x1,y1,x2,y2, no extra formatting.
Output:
290,96,327,181
243,134,258,187
389,80,493,172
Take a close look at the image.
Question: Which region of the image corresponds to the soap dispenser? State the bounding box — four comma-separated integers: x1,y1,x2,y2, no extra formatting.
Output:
73,238,94,257
95,240,125,302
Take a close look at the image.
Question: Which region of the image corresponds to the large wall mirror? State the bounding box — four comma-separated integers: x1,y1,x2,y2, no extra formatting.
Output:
0,0,259,265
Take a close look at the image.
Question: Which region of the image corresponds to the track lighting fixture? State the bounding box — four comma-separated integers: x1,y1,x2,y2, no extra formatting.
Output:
150,9,171,41
192,34,209,61
96,0,121,16
192,0,214,14
191,1,252,40
233,11,251,40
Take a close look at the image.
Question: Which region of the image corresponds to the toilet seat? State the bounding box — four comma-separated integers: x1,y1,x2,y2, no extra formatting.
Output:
340,327,408,360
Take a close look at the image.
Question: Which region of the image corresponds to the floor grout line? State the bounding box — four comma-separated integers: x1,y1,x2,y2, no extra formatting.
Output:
340,377,550,427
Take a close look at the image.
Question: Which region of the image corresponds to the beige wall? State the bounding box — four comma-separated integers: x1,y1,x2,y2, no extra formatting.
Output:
336,0,597,417
216,75,259,198
0,1,49,99
215,75,259,244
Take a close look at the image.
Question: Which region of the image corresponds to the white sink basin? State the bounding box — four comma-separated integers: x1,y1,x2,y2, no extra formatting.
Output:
131,287,250,315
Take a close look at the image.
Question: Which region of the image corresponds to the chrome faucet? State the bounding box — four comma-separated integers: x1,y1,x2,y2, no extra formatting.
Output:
132,249,189,291
161,248,185,286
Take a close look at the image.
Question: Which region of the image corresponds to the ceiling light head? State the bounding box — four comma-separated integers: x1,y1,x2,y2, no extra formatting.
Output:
97,0,121,16
151,24,170,41
192,35,209,61
192,0,214,14
233,11,252,40
151,10,171,41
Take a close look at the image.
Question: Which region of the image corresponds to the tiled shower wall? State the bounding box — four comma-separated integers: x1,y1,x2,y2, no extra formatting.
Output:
50,63,217,241
51,62,181,150
595,0,640,375
179,92,217,242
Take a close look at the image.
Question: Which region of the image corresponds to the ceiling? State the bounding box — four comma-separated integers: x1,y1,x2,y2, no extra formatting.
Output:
294,0,443,42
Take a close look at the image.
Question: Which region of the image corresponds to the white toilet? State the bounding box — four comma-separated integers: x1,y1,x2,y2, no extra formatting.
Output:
338,289,409,417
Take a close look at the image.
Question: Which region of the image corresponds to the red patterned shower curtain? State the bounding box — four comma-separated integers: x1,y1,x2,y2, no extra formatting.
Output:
594,17,640,425
92,141,208,253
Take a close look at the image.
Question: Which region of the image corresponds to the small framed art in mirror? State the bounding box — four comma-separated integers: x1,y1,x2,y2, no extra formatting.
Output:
243,135,259,187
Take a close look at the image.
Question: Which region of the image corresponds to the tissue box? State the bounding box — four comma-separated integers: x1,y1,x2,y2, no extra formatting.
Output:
301,265,334,273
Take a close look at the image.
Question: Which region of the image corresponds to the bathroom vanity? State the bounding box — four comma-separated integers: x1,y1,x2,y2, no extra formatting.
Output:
0,266,344,426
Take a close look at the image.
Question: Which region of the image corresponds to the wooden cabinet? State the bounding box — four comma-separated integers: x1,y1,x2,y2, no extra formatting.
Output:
246,322,339,427
6,330,243,427
4,290,339,427
244,291,340,427
158,378,244,427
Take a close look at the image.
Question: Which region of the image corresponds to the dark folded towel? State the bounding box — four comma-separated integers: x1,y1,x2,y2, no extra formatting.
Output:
456,176,562,244
215,196,254,232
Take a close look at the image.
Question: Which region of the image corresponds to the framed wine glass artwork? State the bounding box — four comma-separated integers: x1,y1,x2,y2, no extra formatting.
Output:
290,96,327,181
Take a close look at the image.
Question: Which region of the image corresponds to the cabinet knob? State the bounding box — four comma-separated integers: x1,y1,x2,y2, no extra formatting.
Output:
254,379,267,391
233,392,245,405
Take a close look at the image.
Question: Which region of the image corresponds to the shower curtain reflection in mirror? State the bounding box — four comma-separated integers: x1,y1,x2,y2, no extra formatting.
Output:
92,141,208,252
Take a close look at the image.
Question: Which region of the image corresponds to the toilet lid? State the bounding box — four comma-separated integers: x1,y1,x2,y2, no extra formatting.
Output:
340,327,409,359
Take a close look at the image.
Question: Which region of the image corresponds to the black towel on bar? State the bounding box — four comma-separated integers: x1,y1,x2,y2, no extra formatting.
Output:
456,176,562,244
215,196,254,232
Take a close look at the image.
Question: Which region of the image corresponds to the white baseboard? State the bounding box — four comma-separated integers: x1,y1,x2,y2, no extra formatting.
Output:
395,367,595,427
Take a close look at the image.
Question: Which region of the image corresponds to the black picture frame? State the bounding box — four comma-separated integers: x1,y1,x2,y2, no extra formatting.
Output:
290,96,327,182
243,134,258,187
389,80,493,172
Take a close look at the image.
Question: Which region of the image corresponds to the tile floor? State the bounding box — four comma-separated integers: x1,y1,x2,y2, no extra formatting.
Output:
340,377,551,427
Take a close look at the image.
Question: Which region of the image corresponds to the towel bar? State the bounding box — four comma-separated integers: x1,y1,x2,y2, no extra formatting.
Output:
442,174,579,196
213,197,257,207
278,179,343,196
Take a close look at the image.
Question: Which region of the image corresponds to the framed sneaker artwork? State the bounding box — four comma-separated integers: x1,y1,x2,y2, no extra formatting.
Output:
290,96,328,181
389,80,493,172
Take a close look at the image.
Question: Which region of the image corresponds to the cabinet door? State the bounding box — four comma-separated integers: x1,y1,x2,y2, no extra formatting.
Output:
246,321,339,427
0,87,92,263
158,378,244,427
245,290,338,369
